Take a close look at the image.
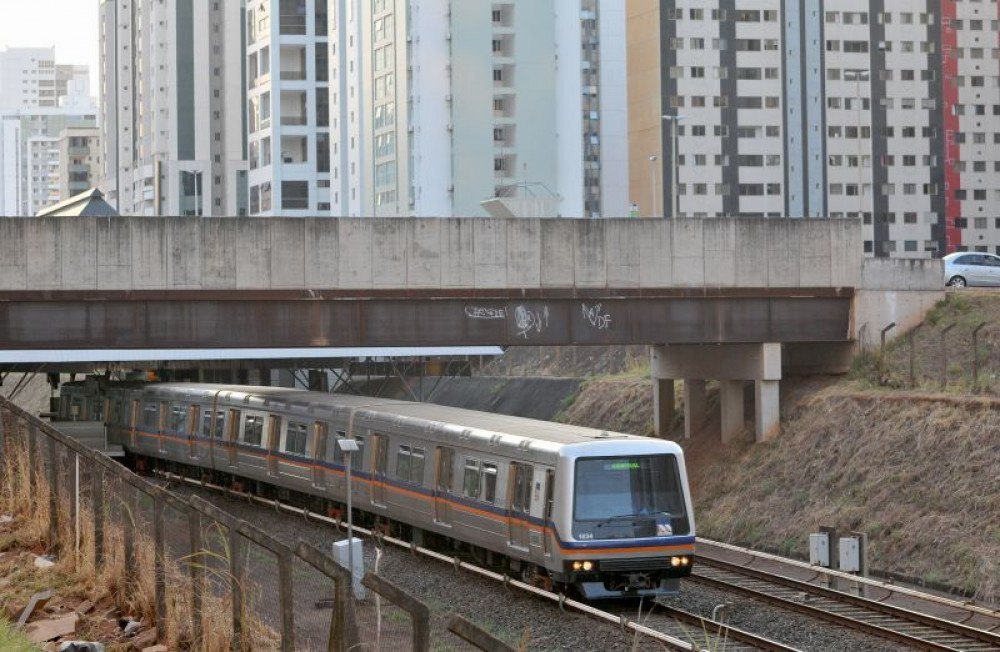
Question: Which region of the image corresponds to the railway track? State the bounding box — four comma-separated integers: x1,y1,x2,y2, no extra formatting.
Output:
158,469,1000,651
158,471,795,651
691,545,1000,652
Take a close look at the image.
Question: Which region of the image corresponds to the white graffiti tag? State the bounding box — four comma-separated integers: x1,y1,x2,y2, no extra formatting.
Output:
465,305,508,320
515,305,550,339
581,303,612,330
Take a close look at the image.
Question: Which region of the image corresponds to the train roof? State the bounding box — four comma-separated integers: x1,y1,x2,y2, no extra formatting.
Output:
134,383,664,449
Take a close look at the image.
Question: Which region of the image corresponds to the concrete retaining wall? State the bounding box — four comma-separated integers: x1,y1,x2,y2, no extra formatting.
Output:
0,217,863,291
856,258,945,346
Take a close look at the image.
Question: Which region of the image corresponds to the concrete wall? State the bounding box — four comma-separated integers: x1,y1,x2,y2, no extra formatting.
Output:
855,258,945,347
0,217,864,292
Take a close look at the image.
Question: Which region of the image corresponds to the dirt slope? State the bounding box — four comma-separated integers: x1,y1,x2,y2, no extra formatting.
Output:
557,374,999,605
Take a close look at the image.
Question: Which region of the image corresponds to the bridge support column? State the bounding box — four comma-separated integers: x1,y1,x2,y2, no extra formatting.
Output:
755,380,780,442
651,343,782,443
652,378,676,438
720,380,745,443
683,380,708,439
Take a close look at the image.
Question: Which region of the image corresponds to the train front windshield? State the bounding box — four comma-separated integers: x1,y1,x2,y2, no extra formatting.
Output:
573,456,690,539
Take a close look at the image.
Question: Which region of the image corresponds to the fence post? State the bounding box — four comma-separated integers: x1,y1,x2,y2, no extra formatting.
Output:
277,549,295,652
153,498,167,639
293,541,359,652
229,528,247,652
908,325,920,389
27,421,38,505
123,489,136,598
941,323,956,390
46,435,59,553
92,465,104,571
361,573,431,652
188,509,203,648
972,322,988,392
447,615,517,652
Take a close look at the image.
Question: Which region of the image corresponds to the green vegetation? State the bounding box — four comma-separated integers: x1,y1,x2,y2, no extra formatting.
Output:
0,618,40,652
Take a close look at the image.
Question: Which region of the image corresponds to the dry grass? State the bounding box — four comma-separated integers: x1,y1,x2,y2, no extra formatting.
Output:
557,376,658,437
553,359,1000,605
692,389,1000,604
0,424,274,651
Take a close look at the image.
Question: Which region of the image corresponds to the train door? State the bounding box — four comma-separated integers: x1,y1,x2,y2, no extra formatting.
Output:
158,402,168,454
542,469,555,557
507,462,533,550
267,415,282,477
129,399,140,448
226,409,241,467
187,406,200,458
311,422,329,490
371,433,388,506
434,447,454,525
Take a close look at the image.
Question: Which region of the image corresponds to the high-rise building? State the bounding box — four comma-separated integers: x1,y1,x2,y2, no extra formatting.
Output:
1,107,98,216
629,1,1000,257
246,0,331,216
57,126,101,202
246,0,628,218
99,0,248,216
0,47,67,111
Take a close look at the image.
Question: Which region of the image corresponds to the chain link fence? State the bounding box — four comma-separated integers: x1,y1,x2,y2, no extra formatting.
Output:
0,396,515,651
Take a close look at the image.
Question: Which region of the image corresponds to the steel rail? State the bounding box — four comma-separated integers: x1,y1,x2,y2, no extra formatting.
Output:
691,557,1000,652
650,601,798,652
688,570,961,652
699,538,1000,622
157,471,718,651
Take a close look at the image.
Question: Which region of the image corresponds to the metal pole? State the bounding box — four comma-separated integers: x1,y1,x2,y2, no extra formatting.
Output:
74,454,80,559
672,119,680,218
648,156,658,217
346,449,354,595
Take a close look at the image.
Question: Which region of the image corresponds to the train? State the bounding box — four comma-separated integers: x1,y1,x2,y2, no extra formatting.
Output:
62,381,697,599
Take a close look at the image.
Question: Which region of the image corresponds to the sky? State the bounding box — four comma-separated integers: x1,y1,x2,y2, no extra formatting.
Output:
0,2,100,94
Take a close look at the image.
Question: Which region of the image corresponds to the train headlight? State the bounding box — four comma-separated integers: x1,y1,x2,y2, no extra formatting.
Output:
671,556,682,567
572,561,583,571
681,556,690,566
582,561,594,572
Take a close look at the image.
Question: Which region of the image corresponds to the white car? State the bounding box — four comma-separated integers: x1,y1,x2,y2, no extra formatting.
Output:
943,252,1000,287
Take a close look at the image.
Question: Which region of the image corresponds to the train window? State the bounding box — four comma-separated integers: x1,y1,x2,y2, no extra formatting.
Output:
373,435,389,474
510,462,533,514
396,445,412,481
327,430,348,465
313,423,330,461
436,447,454,492
410,447,425,485
142,403,159,429
203,410,226,438
463,459,481,499
351,436,365,470
169,404,185,432
482,462,498,504
285,422,309,456
243,415,264,447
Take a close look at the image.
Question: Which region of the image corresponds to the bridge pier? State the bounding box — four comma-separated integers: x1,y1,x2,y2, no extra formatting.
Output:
683,380,708,439
651,343,782,443
652,379,676,437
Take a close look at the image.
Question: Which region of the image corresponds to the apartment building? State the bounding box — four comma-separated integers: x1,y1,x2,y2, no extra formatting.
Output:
57,126,102,202
245,0,628,218
245,0,331,216
99,0,248,216
629,0,1000,257
1,107,98,216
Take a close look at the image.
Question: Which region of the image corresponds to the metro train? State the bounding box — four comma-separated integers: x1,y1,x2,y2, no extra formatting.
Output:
65,382,697,599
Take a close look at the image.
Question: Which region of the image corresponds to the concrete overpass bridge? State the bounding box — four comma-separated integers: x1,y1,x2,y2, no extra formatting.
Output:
0,217,942,442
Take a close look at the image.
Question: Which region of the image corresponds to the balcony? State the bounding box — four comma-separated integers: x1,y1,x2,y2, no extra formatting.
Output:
280,45,308,81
